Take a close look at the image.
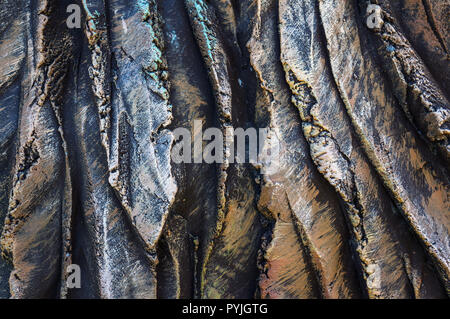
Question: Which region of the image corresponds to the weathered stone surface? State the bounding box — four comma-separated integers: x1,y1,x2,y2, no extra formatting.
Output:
319,0,449,293
0,0,448,299
249,0,360,299
280,0,445,298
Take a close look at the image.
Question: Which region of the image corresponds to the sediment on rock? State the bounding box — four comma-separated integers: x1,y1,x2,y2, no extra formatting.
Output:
366,1,450,165
280,0,445,298
249,0,361,299
184,0,263,299
0,0,75,298
319,0,449,293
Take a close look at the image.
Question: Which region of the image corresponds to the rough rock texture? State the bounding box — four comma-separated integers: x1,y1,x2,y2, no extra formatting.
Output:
0,0,448,299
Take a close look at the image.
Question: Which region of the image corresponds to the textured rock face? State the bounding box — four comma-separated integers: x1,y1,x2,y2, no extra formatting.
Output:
0,0,448,299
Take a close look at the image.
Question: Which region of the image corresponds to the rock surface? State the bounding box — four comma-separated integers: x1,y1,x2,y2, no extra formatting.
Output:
0,0,448,298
